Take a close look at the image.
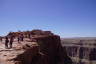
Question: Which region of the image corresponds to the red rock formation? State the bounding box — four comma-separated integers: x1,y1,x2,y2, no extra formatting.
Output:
1,30,72,64
33,35,73,64
13,35,73,64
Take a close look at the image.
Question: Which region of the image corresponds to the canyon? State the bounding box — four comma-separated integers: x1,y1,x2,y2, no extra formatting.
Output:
61,38,96,64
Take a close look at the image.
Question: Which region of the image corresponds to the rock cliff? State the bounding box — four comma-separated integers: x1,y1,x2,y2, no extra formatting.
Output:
0,30,72,64
33,35,73,64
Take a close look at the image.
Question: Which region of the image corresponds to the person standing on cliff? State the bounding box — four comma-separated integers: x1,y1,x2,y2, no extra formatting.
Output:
5,37,9,49
20,34,24,41
0,37,2,42
17,35,20,43
9,36,14,48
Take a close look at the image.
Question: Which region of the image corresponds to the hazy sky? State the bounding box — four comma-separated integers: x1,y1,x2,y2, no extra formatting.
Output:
0,0,96,37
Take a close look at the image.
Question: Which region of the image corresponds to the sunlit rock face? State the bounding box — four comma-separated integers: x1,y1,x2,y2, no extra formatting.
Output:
0,30,73,64
0,41,39,64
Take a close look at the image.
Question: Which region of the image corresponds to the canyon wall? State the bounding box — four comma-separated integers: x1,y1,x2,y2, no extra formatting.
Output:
61,39,96,64
33,35,73,64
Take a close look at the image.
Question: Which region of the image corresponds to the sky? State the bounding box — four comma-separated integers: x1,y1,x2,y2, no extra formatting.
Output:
0,0,96,37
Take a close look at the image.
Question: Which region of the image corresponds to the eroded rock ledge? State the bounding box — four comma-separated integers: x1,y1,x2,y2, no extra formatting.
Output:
0,41,39,64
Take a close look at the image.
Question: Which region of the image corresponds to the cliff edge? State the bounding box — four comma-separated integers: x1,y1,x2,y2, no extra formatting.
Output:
0,30,72,64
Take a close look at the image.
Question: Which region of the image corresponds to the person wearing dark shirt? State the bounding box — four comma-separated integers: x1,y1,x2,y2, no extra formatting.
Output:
5,37,9,49
9,36,14,48
0,37,2,42
20,34,24,41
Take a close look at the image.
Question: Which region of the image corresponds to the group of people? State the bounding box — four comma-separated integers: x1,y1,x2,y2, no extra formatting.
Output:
4,34,24,49
0,33,33,49
17,34,24,43
5,36,14,49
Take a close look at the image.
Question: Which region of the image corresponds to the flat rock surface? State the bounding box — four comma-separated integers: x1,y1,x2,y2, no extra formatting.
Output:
0,38,38,64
